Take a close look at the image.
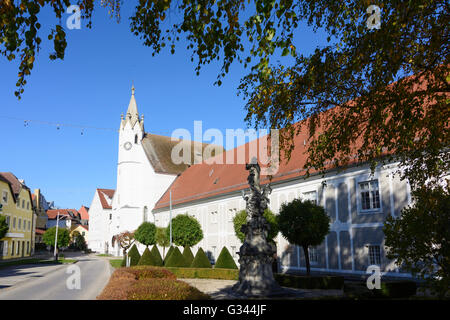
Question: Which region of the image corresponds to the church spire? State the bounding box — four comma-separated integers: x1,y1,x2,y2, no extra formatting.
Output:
124,84,142,129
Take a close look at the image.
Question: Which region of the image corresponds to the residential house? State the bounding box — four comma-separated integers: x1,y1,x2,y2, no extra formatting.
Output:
0,172,35,260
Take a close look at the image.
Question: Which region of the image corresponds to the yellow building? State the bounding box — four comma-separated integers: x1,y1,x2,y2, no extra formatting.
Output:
0,172,35,260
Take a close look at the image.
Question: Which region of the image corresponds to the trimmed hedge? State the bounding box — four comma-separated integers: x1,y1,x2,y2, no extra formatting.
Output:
150,245,164,267
137,247,154,266
167,267,239,280
127,244,141,266
274,273,345,290
215,247,238,269
164,246,175,265
191,248,212,268
164,247,187,267
182,246,195,267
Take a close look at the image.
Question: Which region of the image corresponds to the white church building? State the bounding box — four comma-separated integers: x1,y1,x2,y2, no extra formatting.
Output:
88,86,415,277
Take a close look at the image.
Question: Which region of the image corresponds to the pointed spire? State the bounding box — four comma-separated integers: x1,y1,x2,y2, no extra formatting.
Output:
126,84,140,128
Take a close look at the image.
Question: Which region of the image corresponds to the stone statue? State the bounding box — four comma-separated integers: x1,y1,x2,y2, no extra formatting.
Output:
232,160,281,296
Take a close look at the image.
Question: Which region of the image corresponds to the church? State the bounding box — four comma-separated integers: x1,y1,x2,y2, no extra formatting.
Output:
88,86,414,278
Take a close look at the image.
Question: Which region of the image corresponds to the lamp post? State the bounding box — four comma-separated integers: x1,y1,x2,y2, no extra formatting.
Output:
169,189,172,247
53,212,59,261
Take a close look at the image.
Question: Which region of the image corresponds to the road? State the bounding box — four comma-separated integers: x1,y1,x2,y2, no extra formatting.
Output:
0,254,112,300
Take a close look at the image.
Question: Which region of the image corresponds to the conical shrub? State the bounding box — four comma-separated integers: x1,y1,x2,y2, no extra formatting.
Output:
190,247,212,268
150,245,164,266
128,244,141,266
137,247,155,266
164,246,175,265
214,247,238,269
182,246,194,267
164,247,187,267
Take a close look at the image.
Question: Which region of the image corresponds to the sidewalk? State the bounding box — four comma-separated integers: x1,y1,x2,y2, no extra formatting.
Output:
179,278,344,300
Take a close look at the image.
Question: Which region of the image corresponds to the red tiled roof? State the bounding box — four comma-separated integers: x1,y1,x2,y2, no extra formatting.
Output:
0,172,30,196
97,189,115,209
78,205,89,220
35,228,45,235
47,209,79,220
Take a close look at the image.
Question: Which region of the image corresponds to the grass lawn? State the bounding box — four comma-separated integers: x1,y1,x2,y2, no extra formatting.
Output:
97,253,113,257
109,259,123,268
0,257,77,269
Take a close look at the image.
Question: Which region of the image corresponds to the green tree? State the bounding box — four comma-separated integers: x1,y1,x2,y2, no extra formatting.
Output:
2,1,447,188
0,215,9,239
134,222,157,248
43,227,70,251
233,209,278,243
167,214,203,248
156,227,170,259
278,198,330,275
384,185,450,298
75,233,87,251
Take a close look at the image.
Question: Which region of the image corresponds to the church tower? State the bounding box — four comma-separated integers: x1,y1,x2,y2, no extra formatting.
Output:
116,85,145,210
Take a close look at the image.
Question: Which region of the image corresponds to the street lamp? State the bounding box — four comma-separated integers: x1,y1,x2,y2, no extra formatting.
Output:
54,212,59,261
169,189,172,247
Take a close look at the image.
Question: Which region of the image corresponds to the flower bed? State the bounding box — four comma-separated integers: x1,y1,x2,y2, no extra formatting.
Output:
97,266,209,300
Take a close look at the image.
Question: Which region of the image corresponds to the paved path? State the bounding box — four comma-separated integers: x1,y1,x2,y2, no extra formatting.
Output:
0,254,112,300
179,278,344,299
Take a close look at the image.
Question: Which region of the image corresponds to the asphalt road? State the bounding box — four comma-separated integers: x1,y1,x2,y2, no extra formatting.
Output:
0,254,112,300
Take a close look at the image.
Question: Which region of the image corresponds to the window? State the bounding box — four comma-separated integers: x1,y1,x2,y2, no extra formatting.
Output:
309,247,318,265
27,202,29,210
16,241,20,255
359,180,381,211
28,220,31,231
109,214,112,220
18,219,21,230
16,197,20,207
5,215,10,226
211,211,218,223
2,191,7,204
231,246,237,258
368,245,381,265
13,217,16,229
228,208,237,222
134,134,138,144
22,199,25,208
26,241,29,254
11,241,14,256
302,191,317,205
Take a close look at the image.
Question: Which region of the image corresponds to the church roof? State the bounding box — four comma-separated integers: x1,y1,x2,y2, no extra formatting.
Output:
97,188,115,209
141,133,224,175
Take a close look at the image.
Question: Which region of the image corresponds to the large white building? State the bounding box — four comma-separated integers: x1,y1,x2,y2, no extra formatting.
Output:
89,86,414,277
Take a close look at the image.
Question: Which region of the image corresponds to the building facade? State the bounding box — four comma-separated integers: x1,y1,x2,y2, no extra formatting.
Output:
89,87,415,278
0,172,35,260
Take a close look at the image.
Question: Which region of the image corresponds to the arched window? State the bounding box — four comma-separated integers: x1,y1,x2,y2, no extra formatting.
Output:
134,134,138,144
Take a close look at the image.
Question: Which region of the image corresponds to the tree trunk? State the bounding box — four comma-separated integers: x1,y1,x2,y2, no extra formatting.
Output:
303,245,311,276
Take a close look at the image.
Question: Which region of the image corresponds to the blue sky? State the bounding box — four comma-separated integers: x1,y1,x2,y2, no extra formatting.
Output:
0,2,328,209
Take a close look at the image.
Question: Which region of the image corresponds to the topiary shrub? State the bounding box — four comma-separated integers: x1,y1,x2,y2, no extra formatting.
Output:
137,247,155,266
128,244,141,266
182,246,194,267
164,246,175,265
164,247,188,267
214,247,238,269
121,255,127,267
150,245,164,267
191,248,212,268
